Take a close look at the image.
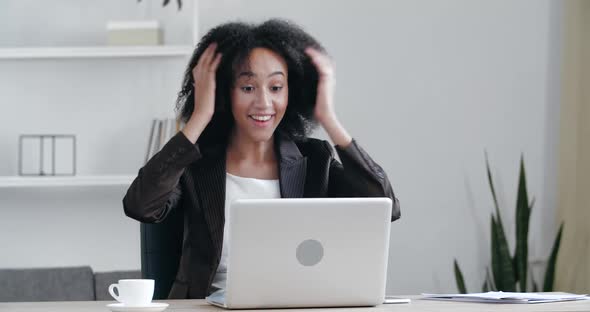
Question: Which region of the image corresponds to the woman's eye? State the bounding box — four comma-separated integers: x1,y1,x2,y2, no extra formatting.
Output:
241,86,254,93
270,86,283,92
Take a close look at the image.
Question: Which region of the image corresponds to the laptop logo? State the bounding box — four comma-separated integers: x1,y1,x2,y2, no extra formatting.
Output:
296,239,324,266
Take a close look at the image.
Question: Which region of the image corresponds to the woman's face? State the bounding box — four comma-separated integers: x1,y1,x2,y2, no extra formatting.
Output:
230,47,289,143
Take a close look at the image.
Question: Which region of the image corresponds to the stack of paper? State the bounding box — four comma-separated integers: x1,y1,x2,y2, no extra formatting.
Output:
422,292,588,304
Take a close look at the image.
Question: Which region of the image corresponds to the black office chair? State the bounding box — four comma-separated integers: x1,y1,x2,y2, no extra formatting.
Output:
140,205,184,299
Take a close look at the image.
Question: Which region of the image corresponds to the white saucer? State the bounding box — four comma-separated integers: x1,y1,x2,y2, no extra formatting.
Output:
106,302,169,312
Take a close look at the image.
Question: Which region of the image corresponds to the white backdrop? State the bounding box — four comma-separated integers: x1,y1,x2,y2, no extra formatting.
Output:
0,0,562,294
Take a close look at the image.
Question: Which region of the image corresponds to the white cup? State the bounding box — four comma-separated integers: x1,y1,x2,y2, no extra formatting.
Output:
108,279,154,306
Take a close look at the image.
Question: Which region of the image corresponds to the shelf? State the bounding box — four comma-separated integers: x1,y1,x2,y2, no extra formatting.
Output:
0,175,135,187
0,46,193,59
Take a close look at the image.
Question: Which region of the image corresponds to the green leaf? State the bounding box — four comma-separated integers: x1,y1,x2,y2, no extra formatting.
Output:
482,267,493,292
543,223,564,291
515,155,530,292
454,259,467,294
491,215,516,291
512,254,519,291
486,266,497,291
531,268,539,292
485,152,501,219
487,155,515,291
138,0,183,9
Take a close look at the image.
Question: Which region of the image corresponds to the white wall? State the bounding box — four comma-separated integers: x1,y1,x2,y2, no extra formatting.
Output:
0,0,561,294
198,0,562,294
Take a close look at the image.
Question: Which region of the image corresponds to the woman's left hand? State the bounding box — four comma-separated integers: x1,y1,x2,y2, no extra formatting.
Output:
305,47,336,125
305,47,352,147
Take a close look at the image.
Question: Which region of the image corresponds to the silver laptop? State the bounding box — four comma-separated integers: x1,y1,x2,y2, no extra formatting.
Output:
206,197,392,309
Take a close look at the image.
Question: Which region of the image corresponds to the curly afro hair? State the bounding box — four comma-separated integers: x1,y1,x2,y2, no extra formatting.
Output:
175,19,325,147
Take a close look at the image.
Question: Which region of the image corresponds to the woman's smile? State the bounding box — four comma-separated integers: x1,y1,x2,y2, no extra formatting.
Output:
248,114,275,127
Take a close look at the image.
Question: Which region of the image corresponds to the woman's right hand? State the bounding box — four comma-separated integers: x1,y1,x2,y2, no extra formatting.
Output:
182,43,222,144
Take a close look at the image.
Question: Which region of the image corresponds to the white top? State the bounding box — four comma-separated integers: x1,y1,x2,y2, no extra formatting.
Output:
211,173,281,292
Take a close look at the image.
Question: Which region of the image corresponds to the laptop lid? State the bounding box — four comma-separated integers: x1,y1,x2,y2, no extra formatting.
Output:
224,197,392,309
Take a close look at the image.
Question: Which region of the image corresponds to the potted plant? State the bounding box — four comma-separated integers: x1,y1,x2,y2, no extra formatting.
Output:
453,155,564,293
138,0,183,10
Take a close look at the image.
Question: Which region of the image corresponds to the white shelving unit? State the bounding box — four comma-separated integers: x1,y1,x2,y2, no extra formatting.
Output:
0,175,135,187
0,2,199,61
0,2,200,188
0,46,193,59
0,1,202,273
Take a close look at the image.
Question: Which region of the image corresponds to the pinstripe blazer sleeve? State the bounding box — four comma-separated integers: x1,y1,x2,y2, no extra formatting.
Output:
123,132,202,223
327,139,401,221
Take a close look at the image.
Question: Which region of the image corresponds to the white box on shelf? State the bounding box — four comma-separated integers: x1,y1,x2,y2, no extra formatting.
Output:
18,135,76,176
107,20,162,46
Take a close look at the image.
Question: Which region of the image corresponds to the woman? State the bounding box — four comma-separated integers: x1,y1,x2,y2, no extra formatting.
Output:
123,19,400,299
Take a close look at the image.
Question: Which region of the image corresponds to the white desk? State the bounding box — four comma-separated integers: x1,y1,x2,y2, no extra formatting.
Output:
2,297,590,312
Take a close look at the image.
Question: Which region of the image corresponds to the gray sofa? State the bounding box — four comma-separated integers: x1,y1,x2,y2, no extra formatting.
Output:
0,266,140,302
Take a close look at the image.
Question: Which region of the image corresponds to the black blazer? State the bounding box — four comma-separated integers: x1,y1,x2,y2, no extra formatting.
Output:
123,131,400,299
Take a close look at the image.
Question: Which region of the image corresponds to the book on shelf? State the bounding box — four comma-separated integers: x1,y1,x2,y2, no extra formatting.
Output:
145,119,157,164
145,117,181,164
157,120,164,151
